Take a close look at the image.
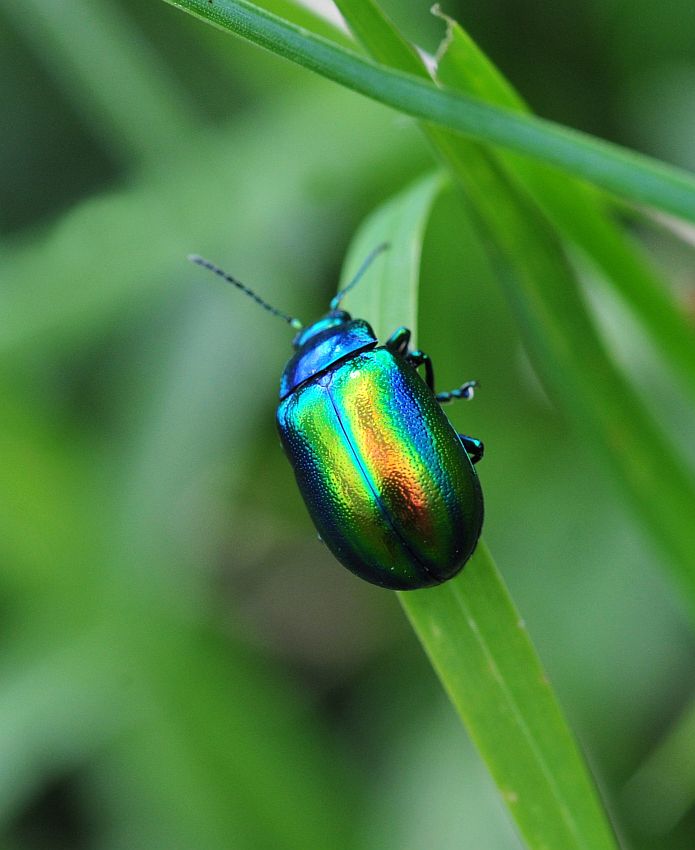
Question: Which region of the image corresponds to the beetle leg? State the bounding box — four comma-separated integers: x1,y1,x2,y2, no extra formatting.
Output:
385,326,411,355
386,328,437,394
459,434,484,464
436,380,478,404
406,349,435,392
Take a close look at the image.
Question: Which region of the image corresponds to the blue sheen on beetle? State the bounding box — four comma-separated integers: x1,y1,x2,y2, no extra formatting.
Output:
189,247,484,590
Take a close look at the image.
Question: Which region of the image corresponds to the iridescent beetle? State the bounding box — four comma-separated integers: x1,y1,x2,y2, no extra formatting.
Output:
190,245,483,590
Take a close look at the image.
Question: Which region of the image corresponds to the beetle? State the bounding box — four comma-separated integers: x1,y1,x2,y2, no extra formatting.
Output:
189,244,484,590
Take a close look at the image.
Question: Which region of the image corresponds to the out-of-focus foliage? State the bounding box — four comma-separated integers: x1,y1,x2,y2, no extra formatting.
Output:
1,1,695,849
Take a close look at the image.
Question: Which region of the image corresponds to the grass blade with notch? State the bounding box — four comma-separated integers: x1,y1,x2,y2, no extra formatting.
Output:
430,7,695,403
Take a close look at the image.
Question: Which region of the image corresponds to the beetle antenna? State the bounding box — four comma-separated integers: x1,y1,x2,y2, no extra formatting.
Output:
188,255,303,330
330,242,389,311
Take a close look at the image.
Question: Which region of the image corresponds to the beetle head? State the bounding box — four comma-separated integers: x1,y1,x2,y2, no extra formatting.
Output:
291,310,350,349
280,312,377,399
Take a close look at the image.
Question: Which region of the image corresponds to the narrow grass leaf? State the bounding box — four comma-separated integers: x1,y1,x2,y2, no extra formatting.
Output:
160,0,695,221
431,8,695,402
340,174,619,850
428,25,695,610
330,0,421,71
262,0,354,46
338,171,445,328
403,544,618,850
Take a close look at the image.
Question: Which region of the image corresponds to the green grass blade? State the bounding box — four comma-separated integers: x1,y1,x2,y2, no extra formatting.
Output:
340,176,619,850
330,0,422,71
261,0,355,46
403,544,617,850
338,171,445,328
431,133,695,611
159,0,695,221
430,7,525,109
431,8,695,402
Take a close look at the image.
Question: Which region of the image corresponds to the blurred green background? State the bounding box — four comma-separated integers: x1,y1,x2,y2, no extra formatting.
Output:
2,1,695,848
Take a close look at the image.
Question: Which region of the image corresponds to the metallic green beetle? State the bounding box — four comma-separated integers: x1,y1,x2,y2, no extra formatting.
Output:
190,246,484,590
